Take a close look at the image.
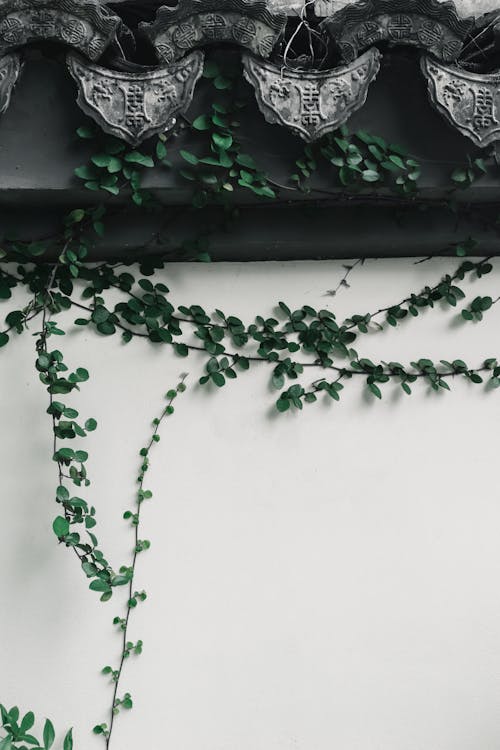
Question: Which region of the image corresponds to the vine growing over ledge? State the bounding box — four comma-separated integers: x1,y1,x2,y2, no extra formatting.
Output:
2,55,500,750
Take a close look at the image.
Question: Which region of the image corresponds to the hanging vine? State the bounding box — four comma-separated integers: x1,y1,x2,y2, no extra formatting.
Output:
1,53,500,750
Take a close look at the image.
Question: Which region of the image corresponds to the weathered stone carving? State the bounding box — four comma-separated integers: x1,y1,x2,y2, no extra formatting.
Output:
321,0,473,63
242,48,381,142
421,55,500,148
314,0,337,15
0,52,21,114
140,0,287,63
458,10,500,73
67,51,204,145
0,0,123,61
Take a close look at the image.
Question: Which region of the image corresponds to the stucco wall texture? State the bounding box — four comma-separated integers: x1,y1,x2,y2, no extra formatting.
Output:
1,258,500,750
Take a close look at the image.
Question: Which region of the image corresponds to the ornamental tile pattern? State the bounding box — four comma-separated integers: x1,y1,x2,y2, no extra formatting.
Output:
0,0,497,146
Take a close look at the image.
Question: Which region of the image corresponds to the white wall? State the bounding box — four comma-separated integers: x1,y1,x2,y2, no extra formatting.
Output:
1,258,500,750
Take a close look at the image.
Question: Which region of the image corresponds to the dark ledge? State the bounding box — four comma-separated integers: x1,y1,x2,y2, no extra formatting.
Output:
0,0,499,260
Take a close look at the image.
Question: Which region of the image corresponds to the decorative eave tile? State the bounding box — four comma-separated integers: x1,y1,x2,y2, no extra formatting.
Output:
0,51,21,114
139,0,287,64
321,0,473,63
0,0,123,61
67,50,204,145
421,55,500,148
242,48,381,142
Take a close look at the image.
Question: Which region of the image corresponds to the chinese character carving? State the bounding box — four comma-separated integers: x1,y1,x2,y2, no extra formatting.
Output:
387,14,413,40
320,0,472,63
232,18,257,46
67,51,204,146
242,48,381,142
300,83,322,127
201,14,227,40
140,0,286,62
472,87,498,131
60,19,87,48
0,0,122,60
421,55,500,148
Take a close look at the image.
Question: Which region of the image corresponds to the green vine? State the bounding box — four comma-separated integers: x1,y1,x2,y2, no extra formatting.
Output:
292,127,421,195
94,377,187,746
0,707,72,750
2,52,500,750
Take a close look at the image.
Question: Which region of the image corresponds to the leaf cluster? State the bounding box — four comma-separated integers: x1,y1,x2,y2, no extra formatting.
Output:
0,707,72,750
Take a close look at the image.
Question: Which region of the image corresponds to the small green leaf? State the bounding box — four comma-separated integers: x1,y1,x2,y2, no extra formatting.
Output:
74,166,97,180
156,140,168,160
43,719,55,750
368,383,382,399
389,154,406,170
76,367,89,381
180,150,199,166
211,372,225,387
236,153,257,169
101,184,120,196
276,398,290,412
203,61,220,78
124,152,154,168
212,133,233,150
192,115,210,131
91,154,112,168
20,711,35,734
77,126,95,139
53,516,70,537
90,579,111,593
56,486,69,502
451,168,467,183
63,729,73,750
67,209,85,224
107,157,123,174
214,76,232,90
362,170,380,182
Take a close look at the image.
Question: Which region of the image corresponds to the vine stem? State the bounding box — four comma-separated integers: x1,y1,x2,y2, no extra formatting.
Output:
104,376,188,750
325,259,364,297
98,255,495,345
67,299,494,380
38,267,88,568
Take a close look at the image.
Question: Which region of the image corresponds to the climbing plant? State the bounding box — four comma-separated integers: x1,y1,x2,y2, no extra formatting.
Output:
1,54,500,749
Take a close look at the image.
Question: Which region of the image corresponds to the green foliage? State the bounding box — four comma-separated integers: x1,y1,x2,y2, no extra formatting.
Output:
461,295,497,321
292,125,421,195
2,56,500,750
451,155,488,188
179,55,276,221
92,377,187,745
74,127,161,206
0,706,72,750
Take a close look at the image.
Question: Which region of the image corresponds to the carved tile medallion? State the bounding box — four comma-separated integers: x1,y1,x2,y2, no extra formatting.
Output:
0,52,21,114
242,48,381,142
421,55,500,148
67,51,204,145
0,0,122,60
140,0,286,63
321,0,473,63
